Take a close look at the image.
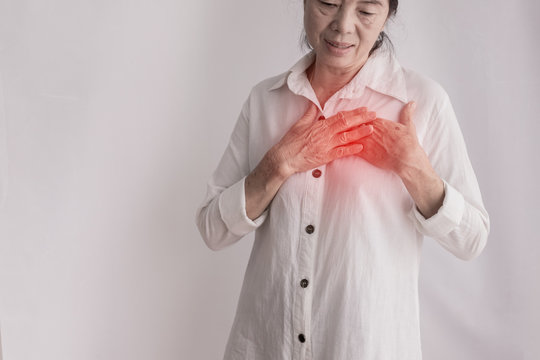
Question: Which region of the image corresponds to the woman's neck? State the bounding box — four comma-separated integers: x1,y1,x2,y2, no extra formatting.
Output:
307,57,366,108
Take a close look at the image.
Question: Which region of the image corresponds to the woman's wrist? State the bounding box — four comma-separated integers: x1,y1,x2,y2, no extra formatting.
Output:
267,145,295,180
398,154,445,219
244,148,292,220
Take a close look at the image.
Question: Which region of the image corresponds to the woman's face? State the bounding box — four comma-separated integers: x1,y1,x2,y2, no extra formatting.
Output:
304,0,389,72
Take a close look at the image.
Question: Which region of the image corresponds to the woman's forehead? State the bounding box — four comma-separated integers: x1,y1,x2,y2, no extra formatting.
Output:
305,0,388,6
358,0,386,6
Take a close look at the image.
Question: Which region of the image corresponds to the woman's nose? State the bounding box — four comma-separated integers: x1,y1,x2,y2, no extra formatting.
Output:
331,8,355,34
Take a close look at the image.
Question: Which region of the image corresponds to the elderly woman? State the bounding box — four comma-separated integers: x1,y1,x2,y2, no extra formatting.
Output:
196,0,489,359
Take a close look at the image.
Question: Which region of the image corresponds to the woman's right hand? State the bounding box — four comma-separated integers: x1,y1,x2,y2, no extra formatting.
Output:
245,102,375,220
270,102,376,177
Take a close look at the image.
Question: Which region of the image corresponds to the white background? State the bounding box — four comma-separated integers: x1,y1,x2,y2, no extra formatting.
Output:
0,0,538,359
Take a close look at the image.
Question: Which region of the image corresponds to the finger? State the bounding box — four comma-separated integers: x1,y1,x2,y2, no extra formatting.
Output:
334,124,373,145
329,143,364,159
343,106,368,117
327,107,376,133
398,101,416,126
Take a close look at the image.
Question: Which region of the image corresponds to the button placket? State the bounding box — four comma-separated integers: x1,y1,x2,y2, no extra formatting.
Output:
292,166,325,359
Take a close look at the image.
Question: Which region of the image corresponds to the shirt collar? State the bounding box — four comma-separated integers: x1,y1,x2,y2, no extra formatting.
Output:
268,52,315,93
269,49,408,104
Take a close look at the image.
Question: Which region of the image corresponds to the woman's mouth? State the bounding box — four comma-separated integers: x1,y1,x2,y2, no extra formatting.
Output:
325,39,354,49
324,39,354,55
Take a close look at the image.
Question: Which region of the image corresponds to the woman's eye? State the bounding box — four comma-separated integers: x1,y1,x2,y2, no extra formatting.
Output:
358,10,374,16
320,1,339,7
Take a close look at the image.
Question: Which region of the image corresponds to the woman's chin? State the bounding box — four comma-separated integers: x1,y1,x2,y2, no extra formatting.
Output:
317,54,359,71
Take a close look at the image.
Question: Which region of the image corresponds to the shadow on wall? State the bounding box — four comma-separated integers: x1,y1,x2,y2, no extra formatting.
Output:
0,71,7,209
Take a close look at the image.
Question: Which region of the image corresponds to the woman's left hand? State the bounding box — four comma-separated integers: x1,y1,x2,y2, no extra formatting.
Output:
358,101,426,177
358,101,445,218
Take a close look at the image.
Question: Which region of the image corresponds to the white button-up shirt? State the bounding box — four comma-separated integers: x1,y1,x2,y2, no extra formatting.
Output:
196,49,489,360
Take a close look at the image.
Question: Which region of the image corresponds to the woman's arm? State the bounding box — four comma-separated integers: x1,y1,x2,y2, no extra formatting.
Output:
358,99,489,260
244,151,289,221
195,99,258,251
357,101,446,218
411,94,490,261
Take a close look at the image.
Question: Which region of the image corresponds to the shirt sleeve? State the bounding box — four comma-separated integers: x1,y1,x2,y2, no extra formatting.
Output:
195,95,268,251
409,92,490,260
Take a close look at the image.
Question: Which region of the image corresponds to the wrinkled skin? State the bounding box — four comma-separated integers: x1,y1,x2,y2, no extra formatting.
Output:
272,102,376,177
274,101,427,180
358,101,427,176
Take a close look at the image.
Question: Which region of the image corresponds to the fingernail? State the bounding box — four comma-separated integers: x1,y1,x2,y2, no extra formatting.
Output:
410,101,416,111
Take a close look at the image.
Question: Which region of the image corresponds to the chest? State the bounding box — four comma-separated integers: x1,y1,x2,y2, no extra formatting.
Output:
247,88,406,171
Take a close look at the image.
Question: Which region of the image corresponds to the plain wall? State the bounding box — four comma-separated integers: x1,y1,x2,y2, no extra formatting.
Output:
0,0,538,359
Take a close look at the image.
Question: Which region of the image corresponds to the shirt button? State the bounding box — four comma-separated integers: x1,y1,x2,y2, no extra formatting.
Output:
300,279,309,288
305,225,315,234
312,169,322,178
298,333,306,343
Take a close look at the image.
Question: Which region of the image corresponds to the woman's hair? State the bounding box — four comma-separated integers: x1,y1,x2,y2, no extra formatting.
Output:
370,0,398,54
301,0,399,55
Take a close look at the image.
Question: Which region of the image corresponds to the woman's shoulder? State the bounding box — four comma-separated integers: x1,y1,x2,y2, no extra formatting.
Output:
249,71,290,95
400,66,450,105
247,52,314,98
239,71,292,112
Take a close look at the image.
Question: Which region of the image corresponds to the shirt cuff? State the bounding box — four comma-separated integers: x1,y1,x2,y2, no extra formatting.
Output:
410,180,465,238
218,176,268,236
